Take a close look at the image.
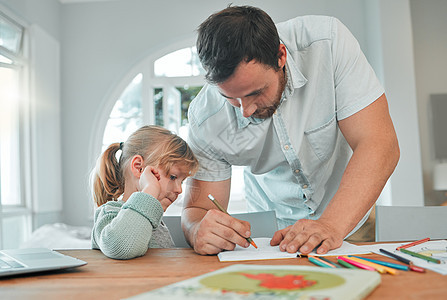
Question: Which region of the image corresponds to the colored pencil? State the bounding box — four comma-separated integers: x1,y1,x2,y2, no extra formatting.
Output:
396,238,430,250
380,248,426,273
337,256,376,271
351,256,409,271
348,256,397,275
408,264,426,273
308,256,337,268
317,256,343,268
337,259,359,269
308,256,334,268
399,248,441,264
380,248,411,264
207,194,258,249
345,256,388,274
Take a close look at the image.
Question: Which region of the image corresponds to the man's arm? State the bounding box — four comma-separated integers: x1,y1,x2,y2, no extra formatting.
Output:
181,178,253,255
271,93,400,254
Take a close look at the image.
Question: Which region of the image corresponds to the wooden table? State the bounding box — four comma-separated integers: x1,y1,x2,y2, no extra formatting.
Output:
0,248,446,299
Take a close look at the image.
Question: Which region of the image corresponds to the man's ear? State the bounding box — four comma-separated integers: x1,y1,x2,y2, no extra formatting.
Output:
130,155,144,178
278,44,287,69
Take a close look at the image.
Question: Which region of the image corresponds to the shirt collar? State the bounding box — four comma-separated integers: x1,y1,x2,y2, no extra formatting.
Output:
234,47,307,129
283,45,308,94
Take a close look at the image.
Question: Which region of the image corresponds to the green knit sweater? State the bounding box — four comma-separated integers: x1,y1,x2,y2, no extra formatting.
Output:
91,192,174,259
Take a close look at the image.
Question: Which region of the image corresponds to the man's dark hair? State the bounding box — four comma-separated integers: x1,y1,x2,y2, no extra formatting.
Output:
197,5,281,84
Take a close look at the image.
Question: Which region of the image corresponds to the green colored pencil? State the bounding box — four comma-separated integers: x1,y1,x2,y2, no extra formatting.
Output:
337,259,358,269
399,248,441,264
318,256,343,268
308,256,334,268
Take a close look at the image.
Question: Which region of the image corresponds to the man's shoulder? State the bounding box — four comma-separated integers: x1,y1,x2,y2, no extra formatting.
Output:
277,15,337,50
188,84,228,127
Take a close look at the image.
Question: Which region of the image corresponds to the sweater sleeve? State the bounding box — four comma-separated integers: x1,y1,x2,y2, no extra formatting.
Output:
91,192,164,260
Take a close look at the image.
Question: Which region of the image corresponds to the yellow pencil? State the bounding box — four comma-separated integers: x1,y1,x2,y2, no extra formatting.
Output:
207,194,258,249
347,256,398,275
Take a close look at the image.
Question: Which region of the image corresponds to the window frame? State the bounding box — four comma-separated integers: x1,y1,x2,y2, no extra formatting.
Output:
0,6,32,249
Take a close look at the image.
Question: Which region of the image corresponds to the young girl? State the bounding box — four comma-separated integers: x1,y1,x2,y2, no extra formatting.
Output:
90,125,198,259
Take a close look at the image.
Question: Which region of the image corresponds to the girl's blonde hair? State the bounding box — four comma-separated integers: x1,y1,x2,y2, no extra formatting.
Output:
90,125,199,207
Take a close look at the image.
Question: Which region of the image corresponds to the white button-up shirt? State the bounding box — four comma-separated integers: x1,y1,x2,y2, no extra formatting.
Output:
187,16,384,231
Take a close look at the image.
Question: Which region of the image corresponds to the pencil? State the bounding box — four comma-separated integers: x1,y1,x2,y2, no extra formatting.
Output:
337,256,376,271
347,256,397,275
308,256,334,268
337,259,359,269
316,256,342,268
399,248,441,264
380,248,426,273
396,238,430,250
380,248,411,264
345,256,388,274
207,194,258,249
351,256,409,271
308,256,337,268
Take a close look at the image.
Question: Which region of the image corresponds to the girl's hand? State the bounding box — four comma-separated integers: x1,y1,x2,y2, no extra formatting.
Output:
139,166,161,199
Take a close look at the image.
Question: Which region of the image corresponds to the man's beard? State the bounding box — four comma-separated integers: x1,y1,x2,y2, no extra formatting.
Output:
252,70,287,119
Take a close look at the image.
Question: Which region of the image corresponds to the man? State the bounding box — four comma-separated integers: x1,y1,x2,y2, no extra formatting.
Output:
182,5,399,255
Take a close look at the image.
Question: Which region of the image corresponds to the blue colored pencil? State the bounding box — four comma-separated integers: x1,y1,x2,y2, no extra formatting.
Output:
351,256,409,271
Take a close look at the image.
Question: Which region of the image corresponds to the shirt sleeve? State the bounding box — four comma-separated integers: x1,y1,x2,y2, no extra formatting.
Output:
187,87,232,182
331,18,385,121
91,192,164,260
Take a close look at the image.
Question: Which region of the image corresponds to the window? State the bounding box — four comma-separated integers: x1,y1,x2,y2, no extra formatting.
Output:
101,45,246,216
102,74,143,150
0,10,30,249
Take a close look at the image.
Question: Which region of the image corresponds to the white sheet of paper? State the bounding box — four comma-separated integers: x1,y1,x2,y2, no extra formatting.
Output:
217,237,371,262
356,240,447,275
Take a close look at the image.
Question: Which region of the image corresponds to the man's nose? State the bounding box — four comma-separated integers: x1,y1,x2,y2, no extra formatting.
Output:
239,98,256,118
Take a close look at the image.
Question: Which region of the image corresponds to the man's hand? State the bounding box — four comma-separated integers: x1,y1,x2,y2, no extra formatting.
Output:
270,219,344,255
191,209,252,255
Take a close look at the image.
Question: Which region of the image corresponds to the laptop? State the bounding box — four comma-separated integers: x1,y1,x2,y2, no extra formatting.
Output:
0,248,87,277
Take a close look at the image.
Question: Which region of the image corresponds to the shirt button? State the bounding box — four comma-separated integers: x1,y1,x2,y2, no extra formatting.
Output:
303,184,308,189
284,145,289,150
294,169,300,174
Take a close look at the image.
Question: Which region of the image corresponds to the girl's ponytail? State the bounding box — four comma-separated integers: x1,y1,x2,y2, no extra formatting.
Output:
91,143,124,206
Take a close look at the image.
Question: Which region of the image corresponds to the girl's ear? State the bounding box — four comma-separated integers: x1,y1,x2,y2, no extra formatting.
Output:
130,155,144,178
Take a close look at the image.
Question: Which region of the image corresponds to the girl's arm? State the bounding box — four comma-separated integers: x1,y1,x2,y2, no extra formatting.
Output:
91,192,164,259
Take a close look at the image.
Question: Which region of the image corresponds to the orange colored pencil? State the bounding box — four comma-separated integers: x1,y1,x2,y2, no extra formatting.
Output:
308,256,337,268
396,238,430,250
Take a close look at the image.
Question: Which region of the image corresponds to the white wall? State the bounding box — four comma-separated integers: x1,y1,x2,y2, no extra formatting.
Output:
410,0,447,205
364,0,424,206
3,0,444,227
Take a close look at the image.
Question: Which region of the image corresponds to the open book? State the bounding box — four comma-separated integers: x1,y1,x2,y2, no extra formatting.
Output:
218,237,371,262
128,264,381,300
